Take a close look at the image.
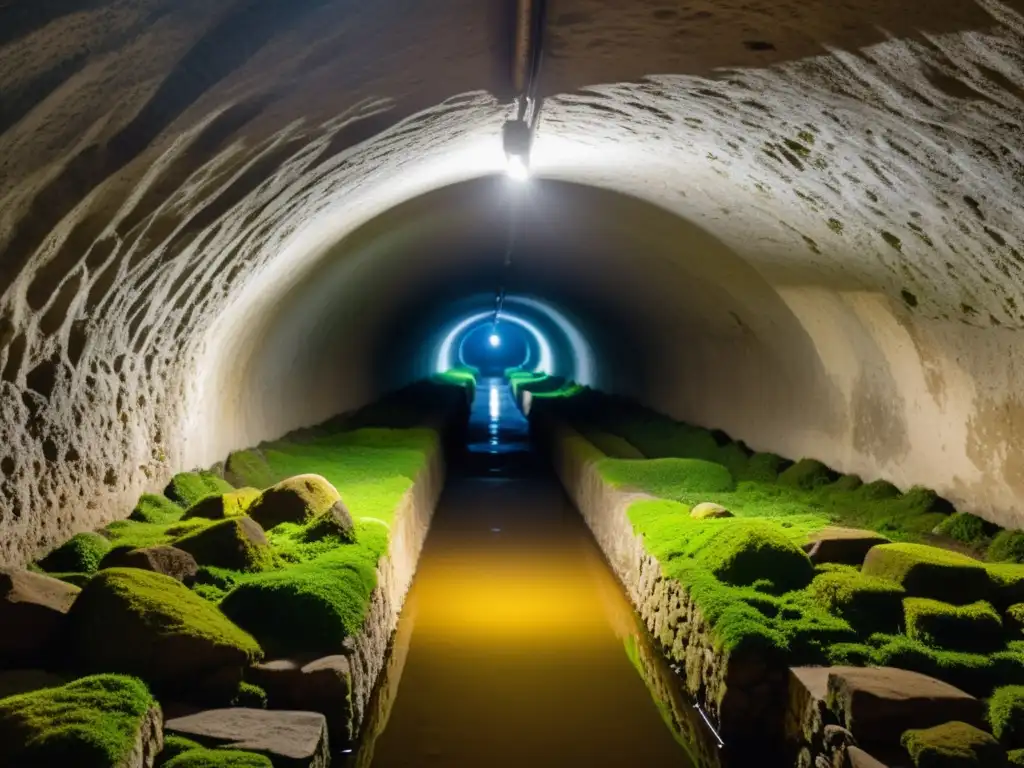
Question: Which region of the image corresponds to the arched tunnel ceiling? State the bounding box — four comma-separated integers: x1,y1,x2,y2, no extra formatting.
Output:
1,0,1024,563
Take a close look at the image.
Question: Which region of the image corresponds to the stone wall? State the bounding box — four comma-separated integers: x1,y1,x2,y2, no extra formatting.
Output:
344,434,446,738
541,417,790,751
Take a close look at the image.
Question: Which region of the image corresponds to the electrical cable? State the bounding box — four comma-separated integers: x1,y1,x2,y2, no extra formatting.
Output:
492,0,546,331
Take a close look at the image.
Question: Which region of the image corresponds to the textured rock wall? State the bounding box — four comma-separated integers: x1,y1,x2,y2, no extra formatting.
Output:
541,417,789,746
346,430,445,736
2,0,1024,562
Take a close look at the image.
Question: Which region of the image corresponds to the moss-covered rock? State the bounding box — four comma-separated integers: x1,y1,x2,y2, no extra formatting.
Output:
159,735,204,764
694,519,814,592
862,543,991,605
172,518,275,573
809,569,904,634
220,549,377,657
130,494,185,524
247,475,344,530
225,450,277,491
690,502,733,520
1010,749,1024,767
991,687,1024,749
991,532,1024,565
859,479,902,500
935,513,1000,547
1007,604,1024,635
230,682,267,709
778,458,839,490
741,452,792,482
904,598,1003,652
900,721,1005,767
165,472,235,509
69,569,262,694
101,545,200,584
164,749,273,768
0,674,161,768
38,532,111,575
183,489,261,521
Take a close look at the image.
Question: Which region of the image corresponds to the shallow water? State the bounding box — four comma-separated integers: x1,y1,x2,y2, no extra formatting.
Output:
355,380,709,767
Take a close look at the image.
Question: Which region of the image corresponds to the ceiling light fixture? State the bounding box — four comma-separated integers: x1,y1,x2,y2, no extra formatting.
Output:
502,118,532,182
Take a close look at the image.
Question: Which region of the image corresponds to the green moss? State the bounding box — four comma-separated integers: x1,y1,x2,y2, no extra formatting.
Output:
990,532,1024,564
862,543,991,604
183,489,261,521
257,429,435,528
904,598,1003,651
159,735,204,764
102,518,212,551
808,570,904,634
598,457,736,499
38,532,111,575
827,642,876,666
247,475,342,530
172,518,277,573
778,459,839,490
220,521,387,656
1007,604,1024,634
130,494,185,524
740,452,791,482
165,471,235,508
0,674,155,768
859,479,903,500
901,721,1004,767
935,513,999,546
69,568,262,686
230,682,267,709
1010,749,1024,766
164,749,274,768
831,474,864,492
990,686,1024,747
580,428,645,459
224,450,278,490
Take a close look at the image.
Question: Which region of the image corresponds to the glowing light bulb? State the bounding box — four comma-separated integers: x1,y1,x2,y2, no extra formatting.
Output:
506,154,530,182
489,333,501,348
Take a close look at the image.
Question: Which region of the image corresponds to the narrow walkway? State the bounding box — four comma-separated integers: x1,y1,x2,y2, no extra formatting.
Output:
361,379,693,767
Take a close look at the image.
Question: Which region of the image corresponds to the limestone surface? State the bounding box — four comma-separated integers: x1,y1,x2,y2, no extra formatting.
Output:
0,0,1023,563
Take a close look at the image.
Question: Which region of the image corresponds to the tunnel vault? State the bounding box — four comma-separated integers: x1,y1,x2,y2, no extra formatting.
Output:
1,0,1024,563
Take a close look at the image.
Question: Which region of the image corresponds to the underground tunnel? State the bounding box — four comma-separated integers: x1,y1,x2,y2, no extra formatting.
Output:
2,0,1024,765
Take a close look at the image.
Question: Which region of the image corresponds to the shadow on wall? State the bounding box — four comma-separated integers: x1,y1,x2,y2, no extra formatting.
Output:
200,177,842,479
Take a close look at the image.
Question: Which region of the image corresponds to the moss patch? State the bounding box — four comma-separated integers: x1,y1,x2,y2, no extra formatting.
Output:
935,513,999,547
904,598,1003,651
224,450,277,490
991,532,1024,564
220,521,387,656
247,475,342,530
69,568,262,688
164,749,274,768
862,543,991,604
809,569,904,634
173,518,276,573
165,472,235,508
990,686,1024,748
778,459,839,490
184,489,261,521
130,494,185,524
598,457,736,499
159,735,204,765
0,674,156,768
901,721,1004,767
580,428,645,459
39,532,111,575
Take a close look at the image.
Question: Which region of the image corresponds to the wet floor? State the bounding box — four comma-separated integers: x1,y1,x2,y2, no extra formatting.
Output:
358,379,699,767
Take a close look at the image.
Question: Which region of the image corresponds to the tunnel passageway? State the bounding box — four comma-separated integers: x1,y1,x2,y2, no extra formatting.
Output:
358,379,695,766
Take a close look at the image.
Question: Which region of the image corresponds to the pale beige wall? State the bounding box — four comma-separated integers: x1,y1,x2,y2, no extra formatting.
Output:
1,0,1024,563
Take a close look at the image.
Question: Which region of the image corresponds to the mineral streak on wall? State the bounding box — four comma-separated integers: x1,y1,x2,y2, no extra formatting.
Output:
1,0,1024,563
